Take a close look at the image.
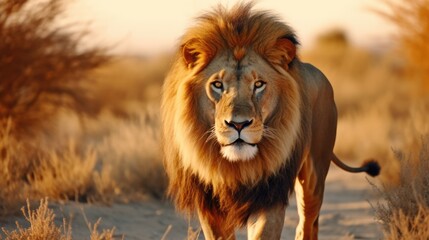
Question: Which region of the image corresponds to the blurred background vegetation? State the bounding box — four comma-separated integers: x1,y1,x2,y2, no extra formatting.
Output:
0,0,428,239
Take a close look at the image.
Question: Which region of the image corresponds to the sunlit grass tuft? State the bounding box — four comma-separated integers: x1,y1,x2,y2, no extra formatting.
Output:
28,142,98,202
0,120,29,216
2,199,72,240
2,199,120,240
374,137,429,239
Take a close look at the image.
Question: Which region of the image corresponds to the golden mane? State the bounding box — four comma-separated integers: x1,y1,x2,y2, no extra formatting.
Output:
180,3,298,70
162,3,308,225
163,3,304,184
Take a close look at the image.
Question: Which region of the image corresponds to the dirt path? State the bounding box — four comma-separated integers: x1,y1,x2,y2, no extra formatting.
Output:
1,165,383,239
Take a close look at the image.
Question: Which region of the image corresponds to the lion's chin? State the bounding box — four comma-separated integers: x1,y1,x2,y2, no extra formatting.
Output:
221,144,258,162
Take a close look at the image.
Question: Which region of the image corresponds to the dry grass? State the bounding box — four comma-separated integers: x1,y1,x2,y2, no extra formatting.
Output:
28,142,98,202
2,199,71,240
86,219,117,240
374,137,429,239
0,128,121,209
384,207,429,239
83,211,119,240
0,120,29,216
0,0,119,215
0,55,166,212
94,108,166,199
2,199,119,240
367,0,429,238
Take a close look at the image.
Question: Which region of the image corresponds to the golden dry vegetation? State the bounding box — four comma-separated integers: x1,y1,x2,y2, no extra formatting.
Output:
2,198,118,240
369,0,429,238
1,0,429,238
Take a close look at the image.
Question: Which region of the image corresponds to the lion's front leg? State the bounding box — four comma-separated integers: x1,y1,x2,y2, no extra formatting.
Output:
247,203,285,240
294,156,330,240
197,210,236,240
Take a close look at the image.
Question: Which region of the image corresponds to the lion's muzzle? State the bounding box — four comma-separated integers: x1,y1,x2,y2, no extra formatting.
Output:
217,117,263,162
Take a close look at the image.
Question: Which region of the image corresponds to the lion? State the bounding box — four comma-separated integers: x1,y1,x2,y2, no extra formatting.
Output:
161,3,380,240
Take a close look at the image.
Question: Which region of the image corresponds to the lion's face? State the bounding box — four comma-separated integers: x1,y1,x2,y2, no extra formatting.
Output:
202,51,282,162
163,18,301,186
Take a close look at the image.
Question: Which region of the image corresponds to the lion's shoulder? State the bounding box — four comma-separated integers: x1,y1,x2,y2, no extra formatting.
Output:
293,62,334,105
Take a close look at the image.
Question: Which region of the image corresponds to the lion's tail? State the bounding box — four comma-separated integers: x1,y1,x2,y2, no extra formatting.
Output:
331,154,380,177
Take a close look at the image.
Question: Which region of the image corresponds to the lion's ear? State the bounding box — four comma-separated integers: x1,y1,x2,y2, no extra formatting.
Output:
266,37,297,70
182,39,213,70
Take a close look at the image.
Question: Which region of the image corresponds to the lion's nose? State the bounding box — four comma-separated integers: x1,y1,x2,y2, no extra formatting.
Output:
224,119,253,132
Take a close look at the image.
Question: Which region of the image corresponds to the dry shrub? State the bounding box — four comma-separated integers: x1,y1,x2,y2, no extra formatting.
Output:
0,118,120,210
367,0,429,188
28,142,98,202
83,210,118,240
49,101,166,201
0,0,118,213
385,207,429,239
374,137,429,239
91,164,121,203
0,0,108,137
86,218,118,240
2,199,72,240
0,120,32,215
94,108,166,199
24,137,121,203
75,56,169,200
2,199,119,240
374,0,429,92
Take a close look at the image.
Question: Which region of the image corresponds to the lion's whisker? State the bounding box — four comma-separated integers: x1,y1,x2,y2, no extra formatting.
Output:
205,126,217,143
198,126,215,143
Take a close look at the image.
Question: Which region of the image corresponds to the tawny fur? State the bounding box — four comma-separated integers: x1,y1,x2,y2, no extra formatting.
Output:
161,3,379,240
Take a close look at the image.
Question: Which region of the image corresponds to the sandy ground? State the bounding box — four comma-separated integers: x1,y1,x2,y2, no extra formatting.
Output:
1,165,383,239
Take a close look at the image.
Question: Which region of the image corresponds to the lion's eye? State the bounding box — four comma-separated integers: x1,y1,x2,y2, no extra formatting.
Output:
254,81,265,88
213,81,223,88
254,80,266,93
211,81,224,94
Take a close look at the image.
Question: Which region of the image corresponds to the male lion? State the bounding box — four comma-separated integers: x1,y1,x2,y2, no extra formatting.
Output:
161,3,380,240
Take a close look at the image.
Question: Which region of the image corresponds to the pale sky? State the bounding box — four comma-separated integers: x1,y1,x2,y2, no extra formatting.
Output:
66,0,394,55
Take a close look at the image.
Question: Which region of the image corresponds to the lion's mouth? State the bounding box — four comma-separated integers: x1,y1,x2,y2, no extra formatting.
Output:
222,138,257,147
220,138,258,161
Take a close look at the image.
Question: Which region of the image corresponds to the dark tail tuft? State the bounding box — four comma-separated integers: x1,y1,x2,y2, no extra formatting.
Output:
363,159,381,177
